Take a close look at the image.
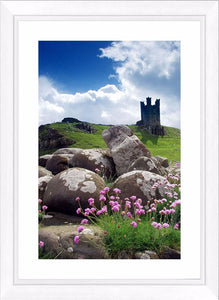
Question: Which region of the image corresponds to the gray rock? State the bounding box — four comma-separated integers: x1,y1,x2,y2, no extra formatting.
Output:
128,156,161,175
112,170,166,206
156,155,169,168
39,155,53,167
38,175,53,200
68,148,116,178
45,154,70,175
39,166,53,178
102,125,151,176
43,168,105,215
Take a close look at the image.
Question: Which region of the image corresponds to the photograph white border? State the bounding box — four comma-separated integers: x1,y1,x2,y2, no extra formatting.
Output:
0,1,218,299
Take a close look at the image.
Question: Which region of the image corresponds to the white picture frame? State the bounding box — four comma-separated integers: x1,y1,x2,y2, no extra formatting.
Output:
0,1,218,299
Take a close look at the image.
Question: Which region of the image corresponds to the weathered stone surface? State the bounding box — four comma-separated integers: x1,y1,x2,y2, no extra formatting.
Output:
39,155,53,167
45,154,69,175
39,225,108,259
39,166,53,178
111,170,165,206
43,168,105,215
156,155,169,168
128,156,161,175
102,125,152,176
134,250,159,259
159,246,180,259
53,148,81,155
68,148,116,178
38,175,53,200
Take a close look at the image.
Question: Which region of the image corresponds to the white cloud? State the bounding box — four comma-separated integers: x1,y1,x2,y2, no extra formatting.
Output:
39,41,180,128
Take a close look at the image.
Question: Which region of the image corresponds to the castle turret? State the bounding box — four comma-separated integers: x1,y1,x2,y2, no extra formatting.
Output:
137,97,164,136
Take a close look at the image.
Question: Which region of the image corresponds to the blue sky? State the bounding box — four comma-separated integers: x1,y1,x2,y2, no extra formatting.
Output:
39,41,180,128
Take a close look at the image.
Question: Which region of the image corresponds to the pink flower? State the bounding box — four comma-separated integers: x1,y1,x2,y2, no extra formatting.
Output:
88,198,94,206
38,210,42,213
101,205,107,213
76,208,81,214
175,200,181,205
159,210,165,215
130,196,137,201
75,197,80,201
84,208,91,216
110,196,115,200
95,168,100,173
130,221,137,227
175,162,180,167
90,207,96,213
151,222,158,227
74,235,79,244
112,205,120,212
96,210,103,215
42,205,48,210
113,188,121,194
99,195,106,202
151,207,156,212
77,226,84,233
174,224,179,230
38,199,42,203
81,219,88,224
163,223,169,228
170,209,175,214
127,212,132,218
39,241,44,248
99,190,106,195
104,230,107,235
125,201,131,208
156,223,162,229
104,187,110,193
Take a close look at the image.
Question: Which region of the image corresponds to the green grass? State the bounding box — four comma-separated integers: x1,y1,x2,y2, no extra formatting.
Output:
97,215,180,257
39,122,180,162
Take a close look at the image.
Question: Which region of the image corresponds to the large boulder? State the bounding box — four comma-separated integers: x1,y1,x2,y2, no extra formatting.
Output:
39,155,53,167
39,166,53,178
102,125,151,176
156,155,169,168
128,156,162,175
111,170,165,206
43,168,105,215
45,154,70,175
39,225,108,259
38,175,53,200
53,148,82,155
68,148,116,178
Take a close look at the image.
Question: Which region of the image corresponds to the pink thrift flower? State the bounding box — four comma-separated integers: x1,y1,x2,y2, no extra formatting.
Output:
110,196,115,200
104,187,110,193
127,212,132,218
104,230,107,235
99,195,106,202
74,235,79,244
109,200,115,207
39,241,44,248
102,205,107,213
163,223,169,228
81,219,88,224
88,198,95,206
95,168,100,173
99,190,106,195
90,207,96,213
130,196,137,201
130,221,137,227
156,223,162,229
75,197,80,201
112,205,120,212
174,224,179,230
151,222,158,227
151,207,156,212
175,200,181,205
96,210,103,215
42,205,48,210
38,199,42,203
38,210,42,213
76,208,81,214
125,201,131,208
77,226,84,233
113,188,121,194
170,208,175,214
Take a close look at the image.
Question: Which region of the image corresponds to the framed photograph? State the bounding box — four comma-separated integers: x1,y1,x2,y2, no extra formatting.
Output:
0,1,218,299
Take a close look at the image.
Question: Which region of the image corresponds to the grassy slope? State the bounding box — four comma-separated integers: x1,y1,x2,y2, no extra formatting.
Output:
39,122,180,162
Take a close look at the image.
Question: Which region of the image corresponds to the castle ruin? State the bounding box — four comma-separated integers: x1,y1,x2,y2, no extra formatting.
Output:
136,97,164,136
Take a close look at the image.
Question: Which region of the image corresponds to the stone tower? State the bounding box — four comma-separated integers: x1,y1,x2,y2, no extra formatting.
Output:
137,97,164,135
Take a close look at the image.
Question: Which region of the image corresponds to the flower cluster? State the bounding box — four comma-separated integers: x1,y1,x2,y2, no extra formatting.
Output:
38,199,48,222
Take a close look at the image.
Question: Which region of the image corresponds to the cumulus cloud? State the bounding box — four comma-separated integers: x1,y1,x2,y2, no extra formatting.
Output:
39,41,180,128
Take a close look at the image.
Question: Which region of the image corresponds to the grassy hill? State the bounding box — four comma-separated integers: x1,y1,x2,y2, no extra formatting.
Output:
39,122,180,162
